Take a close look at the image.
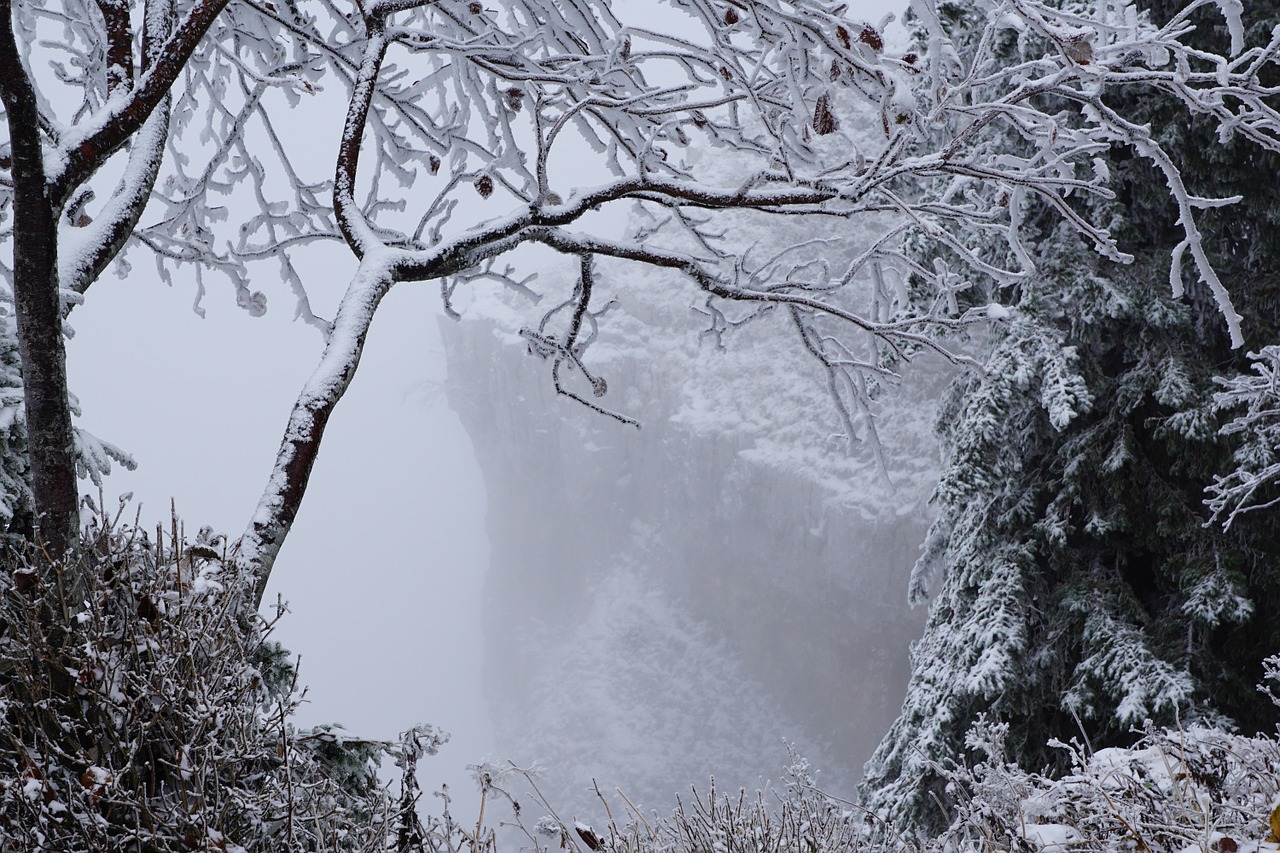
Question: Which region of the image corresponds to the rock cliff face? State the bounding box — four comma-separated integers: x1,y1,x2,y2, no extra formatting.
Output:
440,260,941,812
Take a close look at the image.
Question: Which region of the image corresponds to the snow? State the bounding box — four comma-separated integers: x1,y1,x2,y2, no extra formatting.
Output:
57,106,169,296
1215,0,1247,55
1020,822,1081,852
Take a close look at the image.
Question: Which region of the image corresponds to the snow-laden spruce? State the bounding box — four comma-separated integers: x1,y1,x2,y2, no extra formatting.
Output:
863,0,1280,830
1208,345,1280,527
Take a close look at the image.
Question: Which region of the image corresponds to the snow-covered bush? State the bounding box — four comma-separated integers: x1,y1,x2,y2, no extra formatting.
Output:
493,717,1280,853
7,502,1280,853
903,666,1280,852
488,664,1280,853
0,503,454,852
932,716,1280,853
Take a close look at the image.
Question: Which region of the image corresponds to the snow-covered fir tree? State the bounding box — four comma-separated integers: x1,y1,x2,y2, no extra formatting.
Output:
0,298,130,541
862,0,1280,830
0,305,28,534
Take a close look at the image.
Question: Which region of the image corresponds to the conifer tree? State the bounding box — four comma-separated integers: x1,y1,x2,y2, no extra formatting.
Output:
862,0,1280,830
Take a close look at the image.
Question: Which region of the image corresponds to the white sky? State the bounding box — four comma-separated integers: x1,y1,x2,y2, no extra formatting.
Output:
68,243,495,804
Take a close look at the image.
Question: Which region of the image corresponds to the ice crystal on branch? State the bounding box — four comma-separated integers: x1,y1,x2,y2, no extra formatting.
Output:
1208,346,1280,527
3,0,1280,732
864,0,1280,830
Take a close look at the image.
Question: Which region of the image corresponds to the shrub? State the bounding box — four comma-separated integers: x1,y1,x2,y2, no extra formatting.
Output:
0,502,448,852
6,500,1279,853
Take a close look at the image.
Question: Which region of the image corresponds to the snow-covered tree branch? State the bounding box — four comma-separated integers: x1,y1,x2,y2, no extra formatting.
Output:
2,0,1279,598
233,0,1280,601
861,0,1280,828
1207,345,1280,527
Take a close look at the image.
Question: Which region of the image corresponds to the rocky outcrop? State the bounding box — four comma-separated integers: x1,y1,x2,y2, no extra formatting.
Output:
441,264,940,812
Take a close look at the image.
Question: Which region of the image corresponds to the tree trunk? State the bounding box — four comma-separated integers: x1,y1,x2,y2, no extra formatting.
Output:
240,261,394,607
0,1,80,561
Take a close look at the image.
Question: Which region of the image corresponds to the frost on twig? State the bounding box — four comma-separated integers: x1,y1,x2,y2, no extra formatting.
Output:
6,0,1280,585
1207,346,1280,528
0,507,454,851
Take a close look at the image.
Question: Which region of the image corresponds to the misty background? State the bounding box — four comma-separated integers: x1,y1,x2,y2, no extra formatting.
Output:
61,0,926,823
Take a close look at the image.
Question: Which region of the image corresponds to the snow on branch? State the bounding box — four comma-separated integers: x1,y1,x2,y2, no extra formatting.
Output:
1207,346,1280,528
4,0,1279,586
179,0,1280,585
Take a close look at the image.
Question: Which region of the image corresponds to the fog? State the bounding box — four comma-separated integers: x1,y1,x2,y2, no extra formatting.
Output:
66,209,938,824
61,0,927,828
435,249,942,815
67,268,495,811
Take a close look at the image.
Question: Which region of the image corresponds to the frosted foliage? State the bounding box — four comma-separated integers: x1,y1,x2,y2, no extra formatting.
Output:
5,0,1280,586
1063,605,1195,725
72,428,136,486
1207,346,1280,528
907,316,1090,605
0,295,27,526
867,534,1035,825
1181,569,1254,628
934,716,1280,853
0,518,431,852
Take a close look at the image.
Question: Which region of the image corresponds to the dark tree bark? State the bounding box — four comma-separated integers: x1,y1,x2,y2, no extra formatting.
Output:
0,0,79,562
